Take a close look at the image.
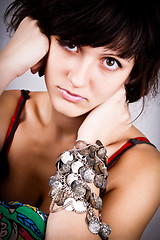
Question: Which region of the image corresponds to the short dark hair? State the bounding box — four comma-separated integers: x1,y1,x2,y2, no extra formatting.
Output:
4,0,160,103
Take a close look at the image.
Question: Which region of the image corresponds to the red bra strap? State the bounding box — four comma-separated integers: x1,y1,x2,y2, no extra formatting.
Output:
1,90,30,156
107,137,156,170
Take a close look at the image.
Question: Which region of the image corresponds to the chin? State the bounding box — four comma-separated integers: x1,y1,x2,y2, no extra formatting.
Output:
52,100,89,118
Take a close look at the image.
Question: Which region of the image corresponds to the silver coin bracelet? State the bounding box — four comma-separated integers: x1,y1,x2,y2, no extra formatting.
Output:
49,140,111,239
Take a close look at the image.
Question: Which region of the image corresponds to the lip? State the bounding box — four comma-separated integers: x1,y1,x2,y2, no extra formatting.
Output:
58,87,86,103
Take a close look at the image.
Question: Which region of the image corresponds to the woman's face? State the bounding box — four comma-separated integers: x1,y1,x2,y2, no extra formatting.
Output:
45,36,134,117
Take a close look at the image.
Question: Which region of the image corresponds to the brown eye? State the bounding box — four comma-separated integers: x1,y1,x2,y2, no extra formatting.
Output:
106,58,115,66
103,57,121,71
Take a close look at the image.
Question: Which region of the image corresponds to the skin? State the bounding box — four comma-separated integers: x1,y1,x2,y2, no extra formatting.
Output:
0,17,160,240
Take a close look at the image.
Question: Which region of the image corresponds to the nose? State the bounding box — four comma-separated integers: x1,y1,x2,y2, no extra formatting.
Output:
67,57,92,88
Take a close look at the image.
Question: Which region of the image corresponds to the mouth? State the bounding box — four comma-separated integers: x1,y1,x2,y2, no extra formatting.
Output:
58,87,86,103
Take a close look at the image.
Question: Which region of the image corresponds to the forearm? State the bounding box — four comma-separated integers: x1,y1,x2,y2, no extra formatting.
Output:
45,140,111,239
46,182,100,240
46,206,100,240
0,17,49,95
0,49,17,95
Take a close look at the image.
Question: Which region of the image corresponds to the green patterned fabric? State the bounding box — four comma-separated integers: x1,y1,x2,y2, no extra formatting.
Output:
0,201,48,239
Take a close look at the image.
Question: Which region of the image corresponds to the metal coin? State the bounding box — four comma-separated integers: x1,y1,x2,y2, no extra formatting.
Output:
94,174,104,188
72,184,86,197
78,166,88,176
88,219,101,234
99,223,111,239
62,163,71,173
89,145,97,158
55,191,65,206
97,147,107,159
49,176,58,187
64,198,75,211
86,156,95,166
83,169,95,183
71,160,83,173
73,200,87,213
50,180,62,190
74,140,87,149
86,189,92,201
79,148,90,156
90,193,102,210
96,140,103,147
71,180,80,188
98,161,108,176
66,173,78,186
61,151,74,164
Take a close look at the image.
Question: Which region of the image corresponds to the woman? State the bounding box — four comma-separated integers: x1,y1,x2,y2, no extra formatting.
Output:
0,0,160,239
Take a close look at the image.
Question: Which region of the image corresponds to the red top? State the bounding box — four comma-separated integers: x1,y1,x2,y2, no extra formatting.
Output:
1,90,155,170
1,90,30,155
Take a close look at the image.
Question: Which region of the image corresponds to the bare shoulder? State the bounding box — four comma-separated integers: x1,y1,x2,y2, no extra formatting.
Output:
115,142,160,181
102,144,160,240
0,90,48,150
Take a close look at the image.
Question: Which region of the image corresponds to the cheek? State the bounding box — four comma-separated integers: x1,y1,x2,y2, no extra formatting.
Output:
92,73,125,101
45,50,64,88
91,66,134,105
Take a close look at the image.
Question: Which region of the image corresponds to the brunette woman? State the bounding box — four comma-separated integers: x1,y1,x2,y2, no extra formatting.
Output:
0,1,160,239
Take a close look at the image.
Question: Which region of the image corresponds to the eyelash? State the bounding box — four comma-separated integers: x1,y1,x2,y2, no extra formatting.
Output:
57,39,79,53
57,39,122,71
101,57,122,71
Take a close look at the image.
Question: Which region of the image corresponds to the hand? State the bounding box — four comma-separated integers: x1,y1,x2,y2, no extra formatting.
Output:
77,86,132,146
0,17,49,92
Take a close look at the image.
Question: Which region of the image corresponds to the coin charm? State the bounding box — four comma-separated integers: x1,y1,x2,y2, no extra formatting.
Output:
61,151,74,164
66,173,78,186
64,198,75,211
71,182,86,197
86,155,95,166
90,193,102,210
94,174,104,188
99,223,112,239
71,160,84,173
74,140,87,149
82,168,95,183
73,200,87,213
88,219,101,234
89,145,97,158
98,161,108,176
97,147,107,159
55,190,65,206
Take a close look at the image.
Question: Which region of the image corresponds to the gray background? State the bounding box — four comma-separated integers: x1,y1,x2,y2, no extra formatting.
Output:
0,1,160,239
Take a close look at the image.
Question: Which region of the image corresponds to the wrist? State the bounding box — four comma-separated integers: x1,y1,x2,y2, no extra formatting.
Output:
49,140,111,239
0,49,18,93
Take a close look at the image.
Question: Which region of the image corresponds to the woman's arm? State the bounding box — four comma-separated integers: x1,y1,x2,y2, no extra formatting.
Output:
45,143,160,240
102,144,160,240
45,88,131,239
0,17,49,149
45,87,160,239
78,86,131,146
0,17,49,95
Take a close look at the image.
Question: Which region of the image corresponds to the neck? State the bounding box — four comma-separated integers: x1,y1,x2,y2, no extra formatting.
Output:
51,107,87,139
